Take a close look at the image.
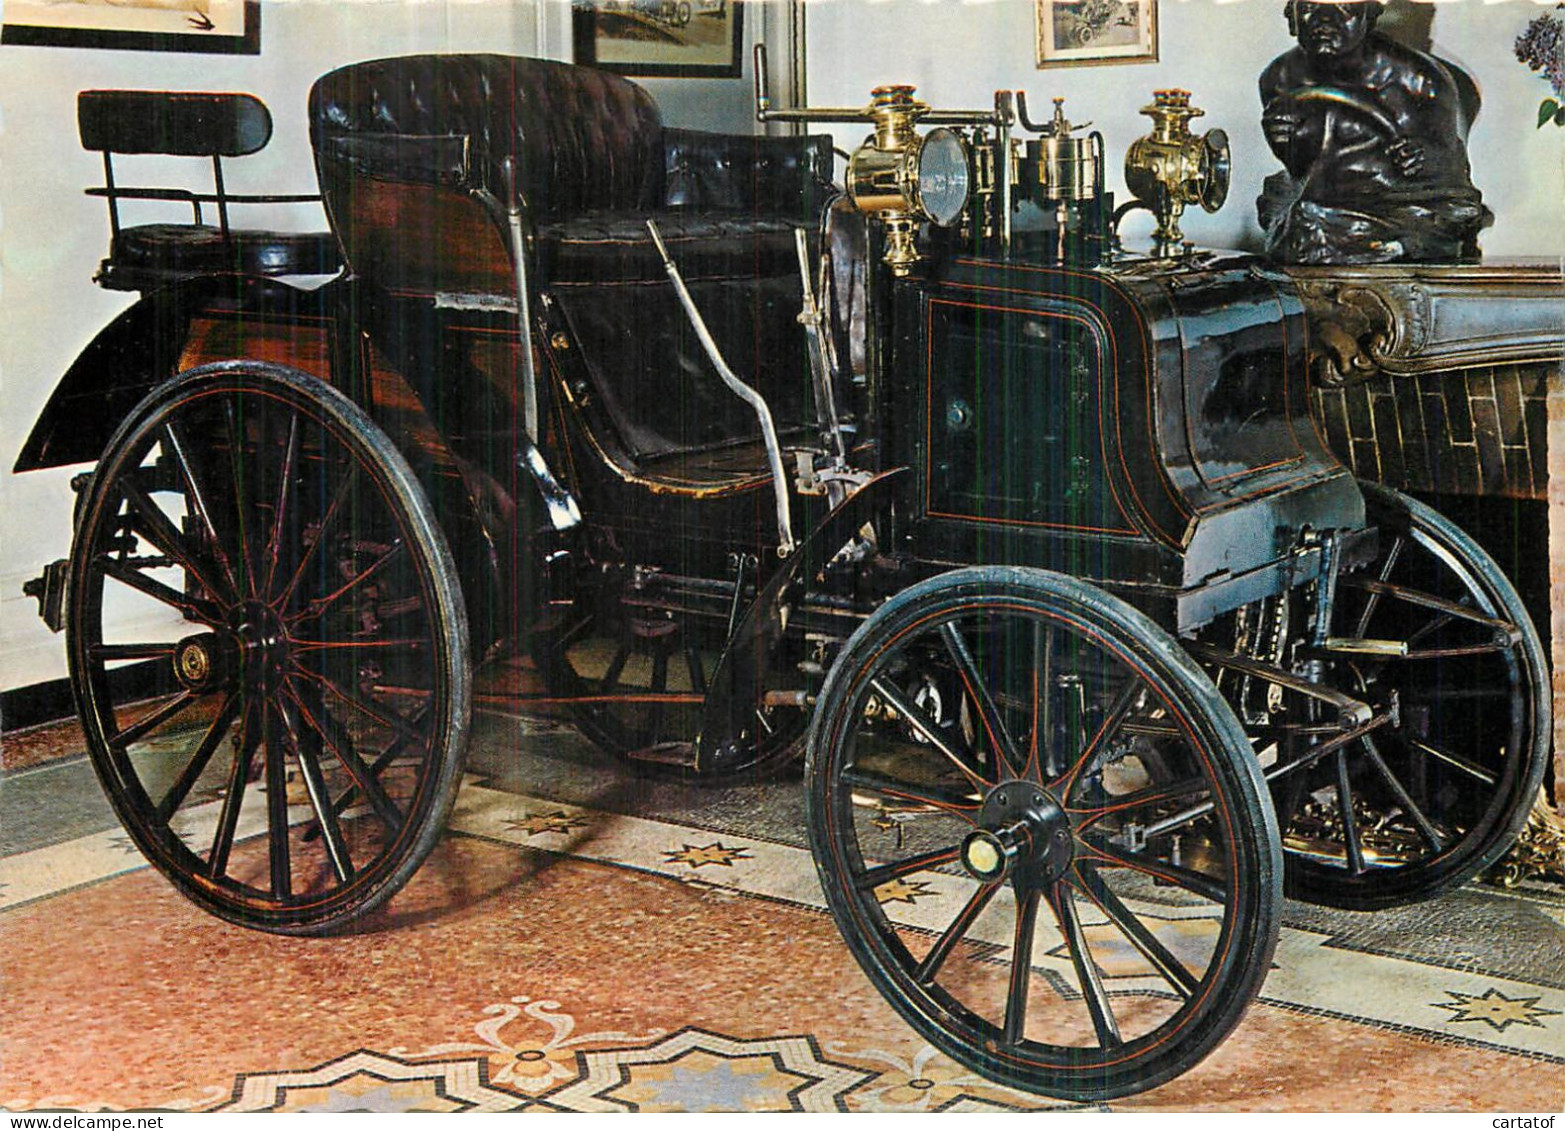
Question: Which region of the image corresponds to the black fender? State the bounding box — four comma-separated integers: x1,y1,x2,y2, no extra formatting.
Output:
15,274,338,473
695,467,909,773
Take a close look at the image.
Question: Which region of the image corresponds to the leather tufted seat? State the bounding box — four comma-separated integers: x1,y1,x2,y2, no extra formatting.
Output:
80,89,340,292
308,54,835,469
308,54,832,289
109,224,340,282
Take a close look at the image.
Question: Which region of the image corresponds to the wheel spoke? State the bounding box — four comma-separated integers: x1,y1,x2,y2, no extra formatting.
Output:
684,644,708,697
1403,611,1454,650
260,699,293,898
292,539,405,625
939,622,1022,777
1082,838,1227,904
276,698,355,885
1407,738,1498,788
1072,861,1198,998
107,690,201,749
208,699,259,879
117,475,232,604
644,643,671,748
869,676,988,788
292,666,427,749
323,702,430,827
1047,881,1122,1048
90,642,177,662
1052,678,1143,801
857,843,962,890
1343,576,1511,636
915,880,1001,984
1353,533,1404,637
840,765,982,816
226,400,262,599
599,638,633,697
1358,734,1447,854
285,682,408,835
155,691,240,822
1003,885,1042,1045
1070,771,1213,828
1334,750,1367,875
99,557,223,625
275,464,358,613
290,638,429,655
162,421,241,600
262,412,300,599
1032,622,1054,779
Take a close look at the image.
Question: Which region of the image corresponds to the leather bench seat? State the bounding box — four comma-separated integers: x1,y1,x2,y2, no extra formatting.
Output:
106,223,341,283
308,55,834,483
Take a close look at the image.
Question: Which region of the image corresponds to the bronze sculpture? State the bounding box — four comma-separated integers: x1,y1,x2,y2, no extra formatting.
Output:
1258,0,1491,264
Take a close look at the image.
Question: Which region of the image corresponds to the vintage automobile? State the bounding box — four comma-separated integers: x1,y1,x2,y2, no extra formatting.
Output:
16,51,1550,1101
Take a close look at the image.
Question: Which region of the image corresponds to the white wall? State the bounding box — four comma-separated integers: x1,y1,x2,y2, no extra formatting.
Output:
804,0,1565,255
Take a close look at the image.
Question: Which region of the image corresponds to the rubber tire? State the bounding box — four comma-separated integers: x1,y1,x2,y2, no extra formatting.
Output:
67,361,471,935
1282,481,1550,909
806,566,1282,1102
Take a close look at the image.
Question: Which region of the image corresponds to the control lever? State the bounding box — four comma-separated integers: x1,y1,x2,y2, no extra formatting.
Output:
793,229,851,508
499,157,539,442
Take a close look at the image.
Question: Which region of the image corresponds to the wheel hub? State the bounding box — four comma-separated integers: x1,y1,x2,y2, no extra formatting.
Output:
226,602,290,689
961,780,1074,885
172,632,235,692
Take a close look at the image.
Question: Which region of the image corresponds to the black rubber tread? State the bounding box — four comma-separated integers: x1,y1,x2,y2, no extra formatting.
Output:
806,565,1282,1102
1282,481,1550,909
67,361,471,935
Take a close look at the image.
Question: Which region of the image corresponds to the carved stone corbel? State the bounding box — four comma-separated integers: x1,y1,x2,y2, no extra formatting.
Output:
1289,276,1395,386
1288,260,1565,386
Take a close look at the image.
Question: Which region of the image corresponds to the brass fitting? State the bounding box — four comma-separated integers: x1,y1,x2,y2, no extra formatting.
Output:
1123,89,1230,246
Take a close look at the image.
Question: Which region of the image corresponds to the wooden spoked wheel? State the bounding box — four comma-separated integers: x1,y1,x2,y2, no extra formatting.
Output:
67,362,470,934
1277,482,1550,909
531,574,806,780
806,567,1281,1101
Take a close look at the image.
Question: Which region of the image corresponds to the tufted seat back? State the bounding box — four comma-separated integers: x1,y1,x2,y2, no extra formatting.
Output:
308,53,837,465
310,54,665,225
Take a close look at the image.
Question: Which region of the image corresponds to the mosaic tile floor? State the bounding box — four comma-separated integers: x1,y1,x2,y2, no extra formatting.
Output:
2,707,1563,1112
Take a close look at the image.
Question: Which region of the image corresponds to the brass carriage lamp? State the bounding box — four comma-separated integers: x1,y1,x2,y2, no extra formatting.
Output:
1123,89,1231,247
846,85,972,276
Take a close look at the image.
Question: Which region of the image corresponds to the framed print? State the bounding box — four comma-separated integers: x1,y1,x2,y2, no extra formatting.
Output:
573,0,743,79
1036,0,1157,67
0,0,259,54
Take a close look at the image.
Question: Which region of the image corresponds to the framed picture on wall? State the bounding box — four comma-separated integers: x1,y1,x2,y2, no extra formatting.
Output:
573,0,744,79
0,0,259,53
1036,0,1157,67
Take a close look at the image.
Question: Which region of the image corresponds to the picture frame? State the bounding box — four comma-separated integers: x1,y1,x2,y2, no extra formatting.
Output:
573,0,744,79
1036,0,1157,68
0,0,259,54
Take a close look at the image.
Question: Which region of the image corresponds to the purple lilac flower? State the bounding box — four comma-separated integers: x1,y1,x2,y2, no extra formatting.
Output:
1516,8,1565,97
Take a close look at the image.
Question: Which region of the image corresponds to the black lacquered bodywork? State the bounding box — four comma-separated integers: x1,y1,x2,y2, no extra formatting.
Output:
890,252,1365,629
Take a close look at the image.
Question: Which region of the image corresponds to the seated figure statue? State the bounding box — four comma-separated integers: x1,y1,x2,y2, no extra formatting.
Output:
1257,0,1491,264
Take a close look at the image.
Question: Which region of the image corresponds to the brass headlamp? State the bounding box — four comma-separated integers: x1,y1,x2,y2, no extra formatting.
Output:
846,85,972,276
1123,89,1231,246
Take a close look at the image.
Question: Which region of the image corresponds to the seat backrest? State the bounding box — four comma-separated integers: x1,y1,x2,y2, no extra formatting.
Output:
79,90,272,158
309,54,665,225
